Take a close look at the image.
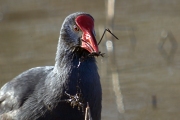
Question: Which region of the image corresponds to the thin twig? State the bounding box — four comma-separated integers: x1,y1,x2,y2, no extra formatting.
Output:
98,28,119,45
84,102,92,120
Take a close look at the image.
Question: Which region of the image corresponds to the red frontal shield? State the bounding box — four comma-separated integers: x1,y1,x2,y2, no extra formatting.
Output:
75,15,99,53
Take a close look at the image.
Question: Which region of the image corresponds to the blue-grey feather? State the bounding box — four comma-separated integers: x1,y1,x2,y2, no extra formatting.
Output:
0,12,101,120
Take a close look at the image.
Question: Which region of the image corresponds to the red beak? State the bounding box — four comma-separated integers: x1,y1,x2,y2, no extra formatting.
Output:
75,15,99,53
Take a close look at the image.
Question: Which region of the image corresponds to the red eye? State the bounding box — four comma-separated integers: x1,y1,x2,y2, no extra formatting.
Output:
73,25,80,31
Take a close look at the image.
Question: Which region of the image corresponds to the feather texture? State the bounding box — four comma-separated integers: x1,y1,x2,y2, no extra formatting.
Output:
0,12,102,120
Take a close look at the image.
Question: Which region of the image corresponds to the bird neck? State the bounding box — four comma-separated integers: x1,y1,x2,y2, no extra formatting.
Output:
54,35,97,73
54,37,75,72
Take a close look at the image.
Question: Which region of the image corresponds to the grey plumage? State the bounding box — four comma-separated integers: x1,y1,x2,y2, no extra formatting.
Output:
0,12,102,120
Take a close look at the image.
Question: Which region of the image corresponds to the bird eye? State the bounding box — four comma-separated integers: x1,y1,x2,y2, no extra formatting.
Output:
73,25,80,32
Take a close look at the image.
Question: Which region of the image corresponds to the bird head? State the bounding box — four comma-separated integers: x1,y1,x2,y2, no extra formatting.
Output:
60,12,99,55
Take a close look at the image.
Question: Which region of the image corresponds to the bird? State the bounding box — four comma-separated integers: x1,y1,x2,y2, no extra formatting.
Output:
0,12,102,120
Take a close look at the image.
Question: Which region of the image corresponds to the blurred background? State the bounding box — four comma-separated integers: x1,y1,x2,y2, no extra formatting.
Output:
0,0,180,120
